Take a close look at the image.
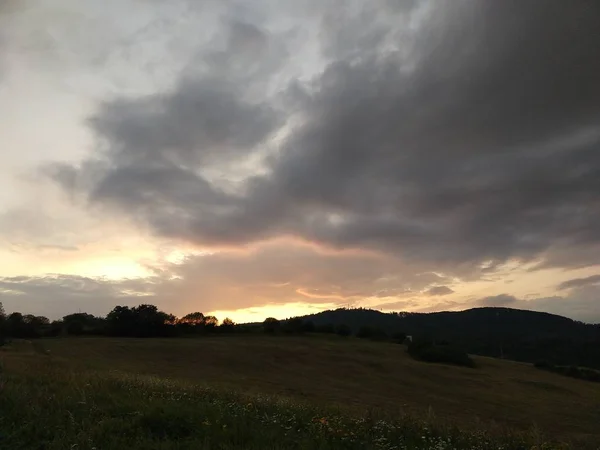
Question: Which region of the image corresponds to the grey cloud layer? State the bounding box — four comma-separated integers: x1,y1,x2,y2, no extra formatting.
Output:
478,294,518,308
425,286,454,297
52,0,600,275
558,275,600,291
476,289,600,324
0,275,157,318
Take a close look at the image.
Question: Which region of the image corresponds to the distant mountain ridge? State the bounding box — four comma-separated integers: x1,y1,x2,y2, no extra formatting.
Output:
295,307,600,369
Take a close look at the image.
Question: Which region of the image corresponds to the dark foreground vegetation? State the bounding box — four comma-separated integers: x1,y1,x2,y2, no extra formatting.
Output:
407,341,475,368
3,337,599,449
534,360,600,383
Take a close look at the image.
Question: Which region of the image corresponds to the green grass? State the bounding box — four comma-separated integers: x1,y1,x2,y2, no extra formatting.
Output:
1,336,599,449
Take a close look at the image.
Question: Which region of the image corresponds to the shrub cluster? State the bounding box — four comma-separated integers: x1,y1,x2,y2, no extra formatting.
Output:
534,360,600,382
407,341,475,368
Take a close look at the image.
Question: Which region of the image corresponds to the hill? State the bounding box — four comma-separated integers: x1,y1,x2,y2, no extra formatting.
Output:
297,307,600,368
2,336,600,448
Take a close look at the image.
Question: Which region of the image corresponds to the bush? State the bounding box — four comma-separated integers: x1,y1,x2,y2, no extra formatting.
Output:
282,317,304,334
534,360,555,370
407,341,475,368
391,331,407,344
336,324,352,337
315,323,335,334
263,318,281,334
302,320,316,333
535,361,600,382
356,326,388,340
66,321,84,336
579,367,600,382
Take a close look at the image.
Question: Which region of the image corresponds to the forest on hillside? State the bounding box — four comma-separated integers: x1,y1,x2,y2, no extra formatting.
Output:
300,307,600,369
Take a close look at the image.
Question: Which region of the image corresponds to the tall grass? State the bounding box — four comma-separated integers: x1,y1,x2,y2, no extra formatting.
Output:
0,352,571,450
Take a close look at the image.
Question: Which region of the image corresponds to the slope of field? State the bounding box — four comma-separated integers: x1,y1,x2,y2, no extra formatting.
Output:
2,336,600,449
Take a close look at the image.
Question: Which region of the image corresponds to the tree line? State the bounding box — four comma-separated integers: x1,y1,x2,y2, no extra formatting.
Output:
0,302,403,343
0,302,239,341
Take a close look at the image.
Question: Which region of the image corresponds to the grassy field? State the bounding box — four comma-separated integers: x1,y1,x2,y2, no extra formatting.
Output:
1,335,599,449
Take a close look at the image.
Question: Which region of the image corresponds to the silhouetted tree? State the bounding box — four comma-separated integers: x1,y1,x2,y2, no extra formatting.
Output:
336,324,352,337
219,317,235,333
0,302,5,345
315,323,335,334
263,317,280,334
66,320,84,336
6,312,25,338
106,306,135,336
63,313,105,336
203,315,219,331
283,317,304,334
357,325,387,340
131,304,172,337
392,331,407,344
180,312,205,326
302,320,316,333
47,320,65,337
177,312,206,334
2,312,49,338
105,304,172,337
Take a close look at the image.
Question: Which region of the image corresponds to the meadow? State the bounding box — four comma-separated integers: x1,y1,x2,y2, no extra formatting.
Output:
1,335,599,449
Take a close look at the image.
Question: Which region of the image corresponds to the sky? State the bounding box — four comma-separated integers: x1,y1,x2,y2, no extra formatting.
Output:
1,0,600,323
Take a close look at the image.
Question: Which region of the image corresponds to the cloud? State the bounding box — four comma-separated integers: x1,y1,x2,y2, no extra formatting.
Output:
155,241,454,312
472,288,600,324
521,290,600,324
557,274,600,291
0,274,158,319
425,286,454,296
0,240,456,319
4,251,600,324
478,294,518,307
46,1,600,277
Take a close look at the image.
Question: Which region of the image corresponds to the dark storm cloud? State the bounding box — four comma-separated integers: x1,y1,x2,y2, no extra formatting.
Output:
54,1,600,273
557,275,600,291
478,294,518,307
425,286,454,297
89,18,285,168
265,0,600,266
90,77,278,166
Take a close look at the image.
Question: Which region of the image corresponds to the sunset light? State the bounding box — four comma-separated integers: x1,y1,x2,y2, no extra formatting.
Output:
2,2,600,449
